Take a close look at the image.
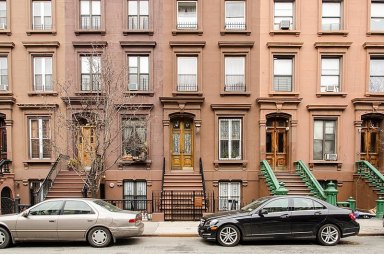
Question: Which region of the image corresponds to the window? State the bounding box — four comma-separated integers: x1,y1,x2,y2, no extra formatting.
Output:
33,56,53,91
0,57,7,91
369,57,384,93
123,180,147,210
322,1,341,31
128,55,149,91
313,119,336,160
32,1,52,30
29,117,51,159
320,57,340,92
273,56,293,92
0,1,7,29
80,55,101,91
128,0,149,30
225,56,245,92
80,0,101,30
177,56,197,91
29,200,63,216
371,1,384,31
292,198,326,211
122,117,147,159
219,118,241,160
62,201,94,215
219,182,241,211
274,0,294,30
263,198,289,213
225,1,245,30
177,1,197,30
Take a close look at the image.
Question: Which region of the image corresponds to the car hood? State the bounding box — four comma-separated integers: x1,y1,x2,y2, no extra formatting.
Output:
203,210,248,220
0,213,19,222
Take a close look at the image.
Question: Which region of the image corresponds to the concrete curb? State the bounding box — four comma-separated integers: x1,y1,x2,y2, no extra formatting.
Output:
142,234,199,237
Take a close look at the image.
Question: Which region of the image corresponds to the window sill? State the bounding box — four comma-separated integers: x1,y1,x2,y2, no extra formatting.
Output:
367,31,384,36
268,92,300,97
124,91,154,97
123,30,154,36
214,160,247,165
318,30,348,36
75,30,106,36
118,159,151,165
269,30,300,36
316,92,347,97
172,29,203,36
220,30,251,36
365,92,384,97
309,160,343,170
220,91,251,96
28,91,58,96
172,91,203,96
0,92,13,96
75,91,105,96
23,159,56,165
0,30,11,36
26,30,57,36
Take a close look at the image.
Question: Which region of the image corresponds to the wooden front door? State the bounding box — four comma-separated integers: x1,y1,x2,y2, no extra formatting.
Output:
361,119,381,169
77,126,96,168
266,118,289,171
171,118,194,170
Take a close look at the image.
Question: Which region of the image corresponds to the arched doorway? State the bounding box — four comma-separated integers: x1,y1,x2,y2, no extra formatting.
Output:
1,187,13,214
266,115,290,171
360,115,384,170
170,116,194,170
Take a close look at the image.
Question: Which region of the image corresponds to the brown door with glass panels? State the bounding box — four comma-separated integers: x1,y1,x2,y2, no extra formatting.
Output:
171,118,194,170
266,117,289,171
77,126,96,168
361,118,381,169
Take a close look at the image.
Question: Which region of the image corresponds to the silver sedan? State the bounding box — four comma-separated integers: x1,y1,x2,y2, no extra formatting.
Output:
0,198,144,248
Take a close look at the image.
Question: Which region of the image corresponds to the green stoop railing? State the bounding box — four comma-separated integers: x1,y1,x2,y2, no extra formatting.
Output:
295,160,326,200
356,160,384,192
260,160,288,195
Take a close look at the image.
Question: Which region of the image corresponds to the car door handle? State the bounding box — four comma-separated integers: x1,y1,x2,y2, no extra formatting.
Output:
280,214,290,218
49,220,55,223
87,220,94,222
314,211,322,215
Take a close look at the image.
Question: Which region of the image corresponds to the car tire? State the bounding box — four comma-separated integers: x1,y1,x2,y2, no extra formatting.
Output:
0,227,11,249
317,224,341,246
87,227,112,248
217,225,241,247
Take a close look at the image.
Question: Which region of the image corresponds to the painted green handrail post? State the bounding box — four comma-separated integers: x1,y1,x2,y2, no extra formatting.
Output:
275,182,288,195
347,197,356,211
376,193,384,218
324,181,338,206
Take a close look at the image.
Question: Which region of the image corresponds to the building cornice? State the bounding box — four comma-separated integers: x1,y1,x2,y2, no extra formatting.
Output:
211,103,251,111
306,104,348,111
160,97,205,105
169,41,206,48
256,97,303,105
218,41,254,48
17,103,58,109
22,41,60,48
0,42,14,48
114,103,154,110
314,42,352,48
72,41,108,48
120,41,157,48
363,42,384,49
266,42,303,48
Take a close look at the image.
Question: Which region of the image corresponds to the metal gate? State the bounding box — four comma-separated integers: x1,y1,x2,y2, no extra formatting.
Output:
1,197,14,214
160,191,206,221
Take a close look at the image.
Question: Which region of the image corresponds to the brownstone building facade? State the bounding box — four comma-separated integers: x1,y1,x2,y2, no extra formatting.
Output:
0,0,384,217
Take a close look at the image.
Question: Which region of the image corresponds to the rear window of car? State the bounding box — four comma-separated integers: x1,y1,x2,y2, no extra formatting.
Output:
93,200,122,212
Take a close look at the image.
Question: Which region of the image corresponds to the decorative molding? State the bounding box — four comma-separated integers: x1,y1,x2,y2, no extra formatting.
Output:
114,103,154,110
211,103,251,111
314,42,352,48
218,41,254,48
169,41,206,48
306,104,348,111
257,97,302,105
120,41,157,48
17,103,58,109
266,42,303,48
72,41,108,48
160,97,205,105
363,42,384,49
0,96,15,105
0,42,14,48
22,41,60,48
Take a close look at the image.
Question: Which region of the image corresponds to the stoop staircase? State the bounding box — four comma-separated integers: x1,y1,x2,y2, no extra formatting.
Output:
46,169,86,199
275,172,312,196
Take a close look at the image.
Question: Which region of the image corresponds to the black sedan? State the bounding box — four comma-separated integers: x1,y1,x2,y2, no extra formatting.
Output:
198,195,359,247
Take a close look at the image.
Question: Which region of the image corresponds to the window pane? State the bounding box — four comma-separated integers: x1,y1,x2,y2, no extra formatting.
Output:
321,76,339,86
178,57,197,75
226,1,245,17
322,2,340,17
80,1,90,15
231,120,241,139
81,57,90,73
45,57,52,74
225,57,245,75
220,120,229,139
314,121,323,140
140,56,149,73
128,1,138,15
322,58,339,75
92,1,101,15
370,59,384,76
372,3,384,17
140,0,149,15
274,58,292,75
275,2,293,16
263,198,289,213
34,57,42,74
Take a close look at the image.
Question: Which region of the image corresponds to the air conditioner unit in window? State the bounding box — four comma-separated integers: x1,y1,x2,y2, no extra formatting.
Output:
324,153,338,161
279,20,291,30
128,83,138,91
326,85,338,92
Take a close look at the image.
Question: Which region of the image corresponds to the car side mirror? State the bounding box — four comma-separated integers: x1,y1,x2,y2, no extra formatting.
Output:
259,209,268,216
21,211,29,218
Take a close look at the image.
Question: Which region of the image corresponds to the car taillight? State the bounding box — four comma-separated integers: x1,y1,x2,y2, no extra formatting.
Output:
349,213,356,221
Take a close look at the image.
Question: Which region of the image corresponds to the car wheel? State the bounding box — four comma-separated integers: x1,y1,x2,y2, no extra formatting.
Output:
217,225,240,247
87,227,112,248
0,227,11,249
317,224,340,246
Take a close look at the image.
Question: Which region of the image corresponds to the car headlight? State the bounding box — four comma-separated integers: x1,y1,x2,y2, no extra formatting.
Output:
209,219,219,226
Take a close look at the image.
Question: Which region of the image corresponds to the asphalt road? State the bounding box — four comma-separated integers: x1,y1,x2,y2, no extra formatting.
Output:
1,236,383,254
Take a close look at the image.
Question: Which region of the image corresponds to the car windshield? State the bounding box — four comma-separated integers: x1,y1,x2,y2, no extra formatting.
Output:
93,200,122,212
240,197,271,212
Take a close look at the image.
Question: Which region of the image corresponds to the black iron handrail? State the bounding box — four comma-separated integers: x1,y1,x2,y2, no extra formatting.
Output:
199,158,207,211
161,157,165,192
35,154,65,203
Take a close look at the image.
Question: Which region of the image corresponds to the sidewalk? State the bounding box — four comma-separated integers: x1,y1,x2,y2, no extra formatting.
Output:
142,218,384,237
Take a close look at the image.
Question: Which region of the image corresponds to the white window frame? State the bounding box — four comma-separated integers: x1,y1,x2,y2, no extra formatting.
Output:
123,180,147,210
32,1,52,30
225,1,245,30
371,1,384,31
177,56,198,92
313,119,336,160
0,56,7,91
321,1,341,31
128,55,149,91
219,118,242,160
29,117,51,159
80,55,101,91
224,56,245,92
80,0,101,30
273,0,294,30
33,56,53,91
369,56,384,93
273,56,293,92
320,57,340,92
122,117,147,158
0,1,7,30
177,1,197,30
219,181,241,211
127,0,149,30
